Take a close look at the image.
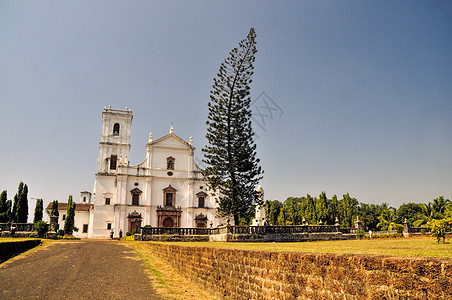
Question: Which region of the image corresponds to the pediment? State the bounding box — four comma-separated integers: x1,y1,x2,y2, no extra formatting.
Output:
150,133,194,150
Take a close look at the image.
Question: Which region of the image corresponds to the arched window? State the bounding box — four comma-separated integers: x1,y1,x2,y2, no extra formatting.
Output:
167,157,175,170
113,123,120,135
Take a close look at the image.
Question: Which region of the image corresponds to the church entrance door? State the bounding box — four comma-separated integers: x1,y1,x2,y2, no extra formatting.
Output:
162,217,174,228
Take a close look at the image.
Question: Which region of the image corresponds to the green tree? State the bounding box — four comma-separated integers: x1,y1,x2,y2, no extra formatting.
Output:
13,182,28,223
341,193,358,228
328,195,339,225
33,199,44,224
427,218,452,243
396,203,423,225
304,194,316,224
431,196,450,218
64,196,76,235
377,204,402,231
359,203,383,231
316,192,328,224
265,200,283,226
34,220,48,237
50,200,59,219
413,203,437,227
0,190,7,222
6,200,13,222
202,28,263,225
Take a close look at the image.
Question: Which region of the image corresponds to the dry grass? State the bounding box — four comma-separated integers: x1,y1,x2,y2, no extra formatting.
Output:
124,241,217,300
149,236,452,258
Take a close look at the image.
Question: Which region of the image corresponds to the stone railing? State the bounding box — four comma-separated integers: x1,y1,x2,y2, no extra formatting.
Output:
141,227,212,236
141,225,356,236
0,223,35,232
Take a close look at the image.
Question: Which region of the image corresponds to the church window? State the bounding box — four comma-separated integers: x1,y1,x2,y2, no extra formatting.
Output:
83,224,88,233
107,223,112,230
113,123,120,135
62,214,66,221
198,197,205,208
196,192,207,208
132,193,139,206
165,193,173,207
167,157,175,170
110,155,117,170
130,188,142,206
83,196,86,203
163,185,177,207
105,198,110,205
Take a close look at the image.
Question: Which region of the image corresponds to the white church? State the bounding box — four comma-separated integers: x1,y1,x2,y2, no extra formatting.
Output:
51,107,225,239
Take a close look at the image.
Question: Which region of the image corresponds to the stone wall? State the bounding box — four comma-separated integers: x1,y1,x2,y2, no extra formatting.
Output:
209,232,355,242
144,243,452,299
0,239,41,263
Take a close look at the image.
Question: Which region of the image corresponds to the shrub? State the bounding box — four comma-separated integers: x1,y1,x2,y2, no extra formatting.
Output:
34,221,48,237
131,229,136,235
57,229,64,236
126,231,132,236
356,230,364,240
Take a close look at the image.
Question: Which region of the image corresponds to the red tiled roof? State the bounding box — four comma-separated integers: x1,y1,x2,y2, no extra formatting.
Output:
45,202,93,212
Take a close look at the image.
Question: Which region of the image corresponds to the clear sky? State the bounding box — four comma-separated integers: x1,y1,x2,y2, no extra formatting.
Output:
1,1,451,220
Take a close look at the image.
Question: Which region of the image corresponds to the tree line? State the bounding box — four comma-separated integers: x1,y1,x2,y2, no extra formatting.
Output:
0,182,77,236
263,192,452,231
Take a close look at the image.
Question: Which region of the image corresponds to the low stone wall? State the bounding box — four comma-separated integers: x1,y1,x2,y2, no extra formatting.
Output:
137,234,209,242
0,239,41,263
209,232,355,242
0,231,38,238
144,243,452,299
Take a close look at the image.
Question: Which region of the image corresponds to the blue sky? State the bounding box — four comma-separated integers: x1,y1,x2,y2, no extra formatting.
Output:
1,1,451,220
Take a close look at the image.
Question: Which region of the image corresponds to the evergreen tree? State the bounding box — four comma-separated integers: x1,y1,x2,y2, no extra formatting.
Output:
33,199,43,224
202,28,263,225
0,190,7,222
316,191,328,224
341,193,358,228
64,196,76,235
304,194,316,224
265,200,283,226
14,182,28,223
50,200,59,219
12,194,19,223
328,195,339,225
6,200,13,222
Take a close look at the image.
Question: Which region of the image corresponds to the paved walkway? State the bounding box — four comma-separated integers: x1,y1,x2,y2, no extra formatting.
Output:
0,240,161,299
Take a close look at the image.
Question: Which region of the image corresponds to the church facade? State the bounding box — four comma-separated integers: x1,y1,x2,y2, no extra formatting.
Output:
87,106,223,239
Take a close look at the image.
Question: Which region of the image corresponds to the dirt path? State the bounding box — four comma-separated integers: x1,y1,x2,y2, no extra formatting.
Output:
0,240,162,299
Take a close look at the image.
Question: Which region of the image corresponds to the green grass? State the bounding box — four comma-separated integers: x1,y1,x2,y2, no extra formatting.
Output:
146,236,452,258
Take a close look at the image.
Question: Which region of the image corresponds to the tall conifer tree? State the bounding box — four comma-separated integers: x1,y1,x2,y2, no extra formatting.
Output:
203,28,263,225
0,190,7,222
34,199,43,224
316,191,328,224
64,196,76,235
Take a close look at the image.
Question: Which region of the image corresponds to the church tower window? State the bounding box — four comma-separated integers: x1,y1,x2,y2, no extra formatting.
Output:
113,123,120,135
110,155,117,170
167,157,175,170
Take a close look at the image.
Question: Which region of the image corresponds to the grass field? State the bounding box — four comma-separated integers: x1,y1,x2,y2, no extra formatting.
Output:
149,236,452,258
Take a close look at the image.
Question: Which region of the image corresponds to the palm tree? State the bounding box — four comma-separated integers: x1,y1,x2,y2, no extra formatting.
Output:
413,203,437,227
377,206,403,231
431,196,450,217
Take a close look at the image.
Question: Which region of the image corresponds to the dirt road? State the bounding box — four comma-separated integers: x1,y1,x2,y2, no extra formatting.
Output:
0,240,161,299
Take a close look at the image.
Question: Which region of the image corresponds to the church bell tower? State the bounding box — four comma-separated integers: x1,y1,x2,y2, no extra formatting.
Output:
97,106,133,174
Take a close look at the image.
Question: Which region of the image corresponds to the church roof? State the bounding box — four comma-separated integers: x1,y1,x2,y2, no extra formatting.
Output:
149,131,195,150
45,202,93,212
